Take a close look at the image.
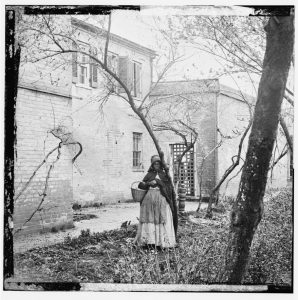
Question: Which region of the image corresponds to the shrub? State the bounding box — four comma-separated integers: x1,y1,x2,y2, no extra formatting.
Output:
14,188,292,286
245,188,292,286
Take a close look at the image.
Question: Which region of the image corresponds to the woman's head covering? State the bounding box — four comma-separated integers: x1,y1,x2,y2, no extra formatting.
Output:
148,155,162,172
151,155,161,165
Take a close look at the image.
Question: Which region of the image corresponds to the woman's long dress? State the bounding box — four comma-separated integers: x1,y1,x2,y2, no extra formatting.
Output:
134,182,176,248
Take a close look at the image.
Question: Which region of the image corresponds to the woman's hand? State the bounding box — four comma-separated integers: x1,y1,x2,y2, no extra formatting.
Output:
149,180,157,186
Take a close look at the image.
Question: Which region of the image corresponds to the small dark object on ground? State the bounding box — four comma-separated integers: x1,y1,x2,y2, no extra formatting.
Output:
72,203,81,210
73,213,98,222
121,220,131,229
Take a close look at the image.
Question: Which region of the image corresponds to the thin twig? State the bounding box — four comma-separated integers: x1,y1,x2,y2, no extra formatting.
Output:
14,142,63,234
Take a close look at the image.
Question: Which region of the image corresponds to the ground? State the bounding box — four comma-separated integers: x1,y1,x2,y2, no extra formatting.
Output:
9,190,292,289
14,201,202,253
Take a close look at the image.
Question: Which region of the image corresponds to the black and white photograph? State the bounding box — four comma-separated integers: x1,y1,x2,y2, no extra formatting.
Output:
3,2,295,295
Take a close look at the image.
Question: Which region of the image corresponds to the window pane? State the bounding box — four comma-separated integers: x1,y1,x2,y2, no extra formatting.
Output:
133,136,136,151
133,133,142,167
136,151,141,166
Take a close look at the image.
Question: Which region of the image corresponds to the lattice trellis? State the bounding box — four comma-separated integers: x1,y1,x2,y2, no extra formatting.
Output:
171,144,195,196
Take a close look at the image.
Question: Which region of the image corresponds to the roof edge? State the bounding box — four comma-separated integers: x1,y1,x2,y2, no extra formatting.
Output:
71,17,157,58
219,84,256,103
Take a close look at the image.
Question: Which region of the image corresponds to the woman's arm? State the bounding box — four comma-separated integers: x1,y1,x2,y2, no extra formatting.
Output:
138,181,149,190
138,172,158,189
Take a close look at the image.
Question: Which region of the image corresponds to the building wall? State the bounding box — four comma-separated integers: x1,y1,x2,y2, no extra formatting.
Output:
14,15,74,235
267,99,293,189
71,94,156,206
71,22,156,206
217,91,292,197
193,92,218,197
149,80,220,197
14,15,158,233
217,93,251,196
14,88,74,235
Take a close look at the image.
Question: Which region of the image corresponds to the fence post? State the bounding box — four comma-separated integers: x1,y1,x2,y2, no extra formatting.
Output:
178,183,186,213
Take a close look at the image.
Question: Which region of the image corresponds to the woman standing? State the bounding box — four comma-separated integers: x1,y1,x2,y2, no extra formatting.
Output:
134,155,178,249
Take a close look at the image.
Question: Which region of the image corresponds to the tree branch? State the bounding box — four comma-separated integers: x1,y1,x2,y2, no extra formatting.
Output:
205,118,252,217
279,116,293,154
104,14,111,67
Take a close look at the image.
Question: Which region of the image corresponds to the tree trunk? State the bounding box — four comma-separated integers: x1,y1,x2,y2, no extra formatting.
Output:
220,16,294,284
5,10,21,279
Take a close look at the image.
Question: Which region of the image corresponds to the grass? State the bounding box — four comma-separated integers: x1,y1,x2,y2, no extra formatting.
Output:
14,188,292,286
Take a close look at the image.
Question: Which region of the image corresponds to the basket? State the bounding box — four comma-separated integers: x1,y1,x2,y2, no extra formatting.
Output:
131,181,147,202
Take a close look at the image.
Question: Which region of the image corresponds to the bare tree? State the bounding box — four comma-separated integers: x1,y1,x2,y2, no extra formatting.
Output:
16,12,189,236
166,15,293,217
154,119,198,194
174,15,294,155
220,15,294,283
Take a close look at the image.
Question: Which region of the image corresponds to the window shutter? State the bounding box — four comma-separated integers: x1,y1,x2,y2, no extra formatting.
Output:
118,56,129,93
128,61,134,93
90,47,98,88
136,63,141,97
72,42,78,83
119,56,134,94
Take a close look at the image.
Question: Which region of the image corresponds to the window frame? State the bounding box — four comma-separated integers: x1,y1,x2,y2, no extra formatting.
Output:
107,51,119,92
107,51,119,74
132,132,143,170
74,41,92,88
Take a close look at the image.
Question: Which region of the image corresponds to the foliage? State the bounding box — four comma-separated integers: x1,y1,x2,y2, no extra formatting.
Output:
245,188,293,285
14,189,292,286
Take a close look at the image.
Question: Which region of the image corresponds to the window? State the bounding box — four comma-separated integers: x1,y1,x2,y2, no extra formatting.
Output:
107,52,119,73
118,57,142,97
107,52,119,92
79,64,88,84
77,44,90,86
72,42,98,88
133,132,143,168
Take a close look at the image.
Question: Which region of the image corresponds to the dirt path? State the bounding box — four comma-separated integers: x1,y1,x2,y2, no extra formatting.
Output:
14,201,205,253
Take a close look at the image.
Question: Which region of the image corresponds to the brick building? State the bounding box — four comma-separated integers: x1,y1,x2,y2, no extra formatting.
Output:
14,16,292,234
15,15,74,235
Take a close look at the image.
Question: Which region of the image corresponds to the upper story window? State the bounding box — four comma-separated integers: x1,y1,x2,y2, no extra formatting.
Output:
78,51,89,85
118,57,142,98
106,51,119,92
72,44,143,95
107,51,119,74
72,42,98,88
